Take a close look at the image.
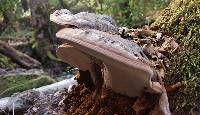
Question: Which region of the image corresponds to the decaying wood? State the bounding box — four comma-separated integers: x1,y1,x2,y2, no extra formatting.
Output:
0,69,44,77
0,77,77,114
0,41,41,69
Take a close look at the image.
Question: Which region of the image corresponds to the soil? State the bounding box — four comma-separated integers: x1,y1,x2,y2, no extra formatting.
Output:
24,80,160,115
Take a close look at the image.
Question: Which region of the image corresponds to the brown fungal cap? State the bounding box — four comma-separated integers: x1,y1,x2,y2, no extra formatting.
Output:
56,28,163,97
57,44,92,71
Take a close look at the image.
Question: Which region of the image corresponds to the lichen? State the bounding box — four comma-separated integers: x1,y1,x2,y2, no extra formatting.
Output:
152,0,200,114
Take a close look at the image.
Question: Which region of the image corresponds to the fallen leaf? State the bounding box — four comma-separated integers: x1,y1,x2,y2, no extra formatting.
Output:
143,43,156,55
160,37,179,53
166,82,183,93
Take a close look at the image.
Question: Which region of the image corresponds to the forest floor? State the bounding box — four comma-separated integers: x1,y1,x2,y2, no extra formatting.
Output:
1,0,200,114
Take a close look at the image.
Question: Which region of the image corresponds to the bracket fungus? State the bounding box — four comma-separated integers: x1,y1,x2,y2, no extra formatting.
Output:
51,9,163,97
50,9,118,33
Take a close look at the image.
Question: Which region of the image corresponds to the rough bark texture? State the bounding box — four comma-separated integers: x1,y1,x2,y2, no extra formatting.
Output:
30,0,49,27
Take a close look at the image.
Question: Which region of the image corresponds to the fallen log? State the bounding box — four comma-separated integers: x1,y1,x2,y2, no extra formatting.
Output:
0,69,44,77
0,41,41,69
0,77,77,114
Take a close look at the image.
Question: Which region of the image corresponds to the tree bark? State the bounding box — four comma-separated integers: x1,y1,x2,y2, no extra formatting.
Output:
59,0,66,8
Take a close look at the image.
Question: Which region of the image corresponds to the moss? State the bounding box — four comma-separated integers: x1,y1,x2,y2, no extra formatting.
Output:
0,75,56,97
0,53,17,69
153,0,200,47
0,75,36,93
153,0,200,114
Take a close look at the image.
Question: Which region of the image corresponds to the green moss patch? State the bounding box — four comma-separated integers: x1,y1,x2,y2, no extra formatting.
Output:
0,53,17,69
153,0,200,114
0,75,56,97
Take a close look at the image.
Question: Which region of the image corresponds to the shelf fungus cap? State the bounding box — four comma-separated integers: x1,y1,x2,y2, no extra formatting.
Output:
57,44,92,71
56,28,163,97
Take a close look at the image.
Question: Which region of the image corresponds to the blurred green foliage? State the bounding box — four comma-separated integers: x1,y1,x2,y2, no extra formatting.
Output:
0,0,24,21
48,0,169,27
95,0,169,27
0,0,170,29
0,0,19,13
0,26,35,39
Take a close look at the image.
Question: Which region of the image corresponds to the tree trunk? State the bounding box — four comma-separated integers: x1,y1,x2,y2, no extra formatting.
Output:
59,0,66,8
